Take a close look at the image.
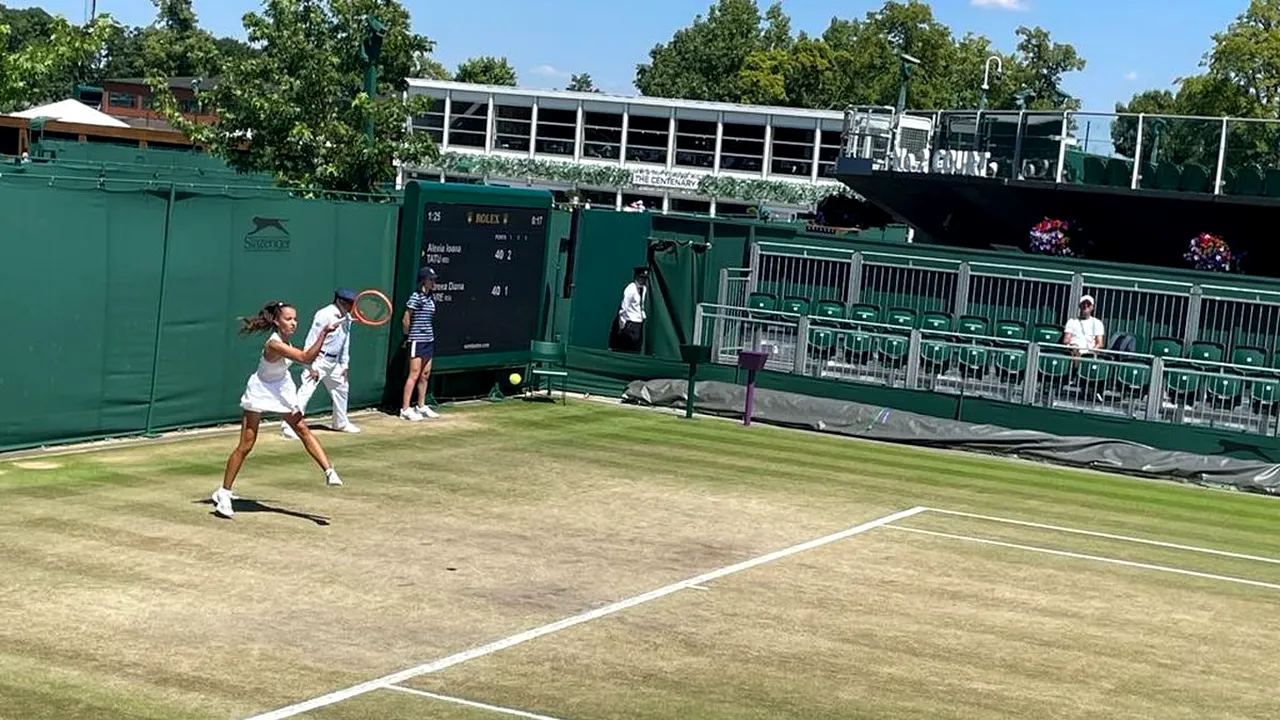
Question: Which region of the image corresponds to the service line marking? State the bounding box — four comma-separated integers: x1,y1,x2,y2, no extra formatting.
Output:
889,525,1280,591
385,685,565,720
926,507,1280,566
245,505,928,719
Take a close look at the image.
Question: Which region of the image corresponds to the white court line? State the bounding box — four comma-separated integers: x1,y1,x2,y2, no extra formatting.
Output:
926,508,1280,566
245,505,928,719
385,685,565,720
889,526,1280,591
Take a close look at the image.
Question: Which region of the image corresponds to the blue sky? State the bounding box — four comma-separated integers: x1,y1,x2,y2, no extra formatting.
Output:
13,0,1247,111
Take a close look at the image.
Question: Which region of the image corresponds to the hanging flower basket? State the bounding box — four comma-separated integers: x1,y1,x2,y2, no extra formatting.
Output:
1184,232,1233,272
1029,218,1072,257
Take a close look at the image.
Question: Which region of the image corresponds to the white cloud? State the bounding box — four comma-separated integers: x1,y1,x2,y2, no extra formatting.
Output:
529,64,569,79
970,0,1028,10
1124,71,1139,81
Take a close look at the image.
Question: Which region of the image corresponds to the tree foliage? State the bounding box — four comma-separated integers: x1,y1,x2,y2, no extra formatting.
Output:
1113,0,1280,167
567,72,597,92
0,10,115,112
636,0,1085,111
453,56,517,86
150,0,438,196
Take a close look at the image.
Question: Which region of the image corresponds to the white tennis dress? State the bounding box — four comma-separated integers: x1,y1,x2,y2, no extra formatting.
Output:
239,332,300,415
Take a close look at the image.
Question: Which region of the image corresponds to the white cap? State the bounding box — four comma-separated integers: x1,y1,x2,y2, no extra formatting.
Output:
1079,294,1095,306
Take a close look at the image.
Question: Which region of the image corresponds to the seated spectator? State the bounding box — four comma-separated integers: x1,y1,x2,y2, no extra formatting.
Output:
1063,294,1105,354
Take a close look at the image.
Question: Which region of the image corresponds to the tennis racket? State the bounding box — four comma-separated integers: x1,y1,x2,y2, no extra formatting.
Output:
352,289,392,326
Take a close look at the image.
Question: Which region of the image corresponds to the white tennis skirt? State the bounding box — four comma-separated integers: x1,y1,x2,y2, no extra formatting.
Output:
240,373,300,415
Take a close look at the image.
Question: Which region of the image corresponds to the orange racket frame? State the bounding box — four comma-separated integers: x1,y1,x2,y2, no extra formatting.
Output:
351,288,393,326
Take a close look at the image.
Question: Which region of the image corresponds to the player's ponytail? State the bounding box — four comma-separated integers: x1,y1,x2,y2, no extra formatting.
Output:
238,301,290,336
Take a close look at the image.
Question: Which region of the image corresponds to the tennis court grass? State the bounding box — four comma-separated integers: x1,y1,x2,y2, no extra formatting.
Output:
2,400,1278,719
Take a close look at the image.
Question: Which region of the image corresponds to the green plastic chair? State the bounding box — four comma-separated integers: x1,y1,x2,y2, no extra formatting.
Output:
1251,378,1280,406
1188,341,1224,364
994,349,1028,375
920,311,952,333
1032,324,1061,344
809,327,836,354
1180,163,1211,193
1165,370,1200,397
1233,347,1266,368
885,308,917,330
1205,374,1243,406
920,341,952,370
1078,358,1109,384
1082,156,1106,185
846,331,875,361
526,340,568,403
957,346,989,376
849,303,879,324
1155,161,1180,191
994,320,1027,341
1115,363,1152,394
779,296,810,316
1149,338,1184,359
1235,166,1264,196
1037,353,1071,383
813,300,845,319
957,315,989,337
877,334,909,365
1105,158,1132,187
746,292,776,312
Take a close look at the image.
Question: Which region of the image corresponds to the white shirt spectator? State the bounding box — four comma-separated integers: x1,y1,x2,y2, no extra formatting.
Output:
305,303,352,366
1063,316,1105,352
618,282,646,324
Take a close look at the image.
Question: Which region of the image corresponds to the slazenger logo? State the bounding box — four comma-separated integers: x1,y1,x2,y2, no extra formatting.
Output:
244,216,290,252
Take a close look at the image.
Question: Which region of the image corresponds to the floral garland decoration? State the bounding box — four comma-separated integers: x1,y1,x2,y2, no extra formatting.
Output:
1028,218,1072,257
1184,232,1232,272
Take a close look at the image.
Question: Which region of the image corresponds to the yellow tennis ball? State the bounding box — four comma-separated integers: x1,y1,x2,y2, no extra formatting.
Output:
509,372,522,385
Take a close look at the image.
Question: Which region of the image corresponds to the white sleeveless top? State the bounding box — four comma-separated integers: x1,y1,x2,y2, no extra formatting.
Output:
255,332,292,382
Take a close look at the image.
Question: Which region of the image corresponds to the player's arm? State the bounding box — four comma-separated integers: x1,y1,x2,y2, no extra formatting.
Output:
1094,323,1106,349
269,324,336,364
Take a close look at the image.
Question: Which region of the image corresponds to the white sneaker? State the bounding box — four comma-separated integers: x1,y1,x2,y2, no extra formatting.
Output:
335,422,361,434
399,408,422,422
211,488,235,518
280,423,299,440
416,405,439,419
325,468,343,486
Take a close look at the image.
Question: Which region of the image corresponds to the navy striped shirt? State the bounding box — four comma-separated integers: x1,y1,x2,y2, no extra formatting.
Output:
406,291,436,343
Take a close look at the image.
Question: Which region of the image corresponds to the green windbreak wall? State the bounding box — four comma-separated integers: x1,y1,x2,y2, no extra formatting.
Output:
149,194,397,430
0,183,169,449
567,210,652,350
0,178,398,452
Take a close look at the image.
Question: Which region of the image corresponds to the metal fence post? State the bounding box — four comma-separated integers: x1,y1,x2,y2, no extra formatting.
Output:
1146,358,1165,421
143,182,177,436
1023,343,1041,404
1130,114,1145,189
712,271,728,361
746,243,761,296
693,303,706,347
1069,273,1085,308
1214,117,1229,195
1054,111,1070,183
847,252,864,305
1184,285,1203,347
954,262,971,317
794,317,810,375
905,330,922,388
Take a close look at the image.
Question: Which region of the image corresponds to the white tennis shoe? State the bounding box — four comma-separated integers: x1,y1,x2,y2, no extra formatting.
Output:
325,468,343,486
335,422,361,434
280,423,299,440
399,408,422,422
211,488,235,518
416,405,439,419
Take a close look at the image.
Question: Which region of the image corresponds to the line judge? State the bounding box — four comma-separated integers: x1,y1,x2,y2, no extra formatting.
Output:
608,266,648,353
283,288,360,439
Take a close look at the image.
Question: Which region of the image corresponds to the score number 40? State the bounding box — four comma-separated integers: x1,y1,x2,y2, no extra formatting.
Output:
490,285,509,297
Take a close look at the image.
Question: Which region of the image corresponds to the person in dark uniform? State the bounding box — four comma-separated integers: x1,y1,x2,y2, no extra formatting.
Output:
609,266,647,352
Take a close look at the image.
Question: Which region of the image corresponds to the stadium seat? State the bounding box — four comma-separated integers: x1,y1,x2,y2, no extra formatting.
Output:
746,292,776,312
846,331,875,361
920,311,952,333
1205,374,1243,406
1105,158,1133,187
1236,166,1265,196
1037,353,1071,384
957,315,989,337
885,308,917,329
1188,341,1224,363
994,320,1027,341
1078,358,1110,384
1251,378,1280,406
1180,163,1212,193
1115,363,1152,394
1165,370,1200,397
1149,338,1184,359
957,346,989,376
877,334,909,365
994,349,1028,375
1233,347,1266,368
1032,324,1061,344
919,340,951,370
813,300,845,319
849,303,879,324
808,327,836,355
779,296,810,316
1082,156,1106,185
1155,161,1180,191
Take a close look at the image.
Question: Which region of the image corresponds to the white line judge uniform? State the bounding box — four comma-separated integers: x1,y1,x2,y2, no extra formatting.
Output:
283,288,360,438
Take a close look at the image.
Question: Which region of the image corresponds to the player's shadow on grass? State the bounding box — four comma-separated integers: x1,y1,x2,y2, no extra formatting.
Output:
193,498,330,526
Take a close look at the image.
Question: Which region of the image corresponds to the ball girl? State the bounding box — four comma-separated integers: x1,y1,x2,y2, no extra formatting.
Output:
212,301,342,519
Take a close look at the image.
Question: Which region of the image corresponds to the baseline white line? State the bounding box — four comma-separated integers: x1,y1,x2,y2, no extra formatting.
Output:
924,508,1280,566
246,505,928,719
385,685,565,720
889,526,1280,591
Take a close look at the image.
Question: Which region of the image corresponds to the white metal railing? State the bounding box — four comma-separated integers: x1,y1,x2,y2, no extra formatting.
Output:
693,302,1280,438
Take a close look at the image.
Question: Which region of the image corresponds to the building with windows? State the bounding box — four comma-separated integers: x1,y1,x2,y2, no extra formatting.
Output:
404,79,850,217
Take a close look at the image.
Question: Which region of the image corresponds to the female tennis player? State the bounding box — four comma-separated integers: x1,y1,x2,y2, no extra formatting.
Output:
400,267,440,421
211,301,343,519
